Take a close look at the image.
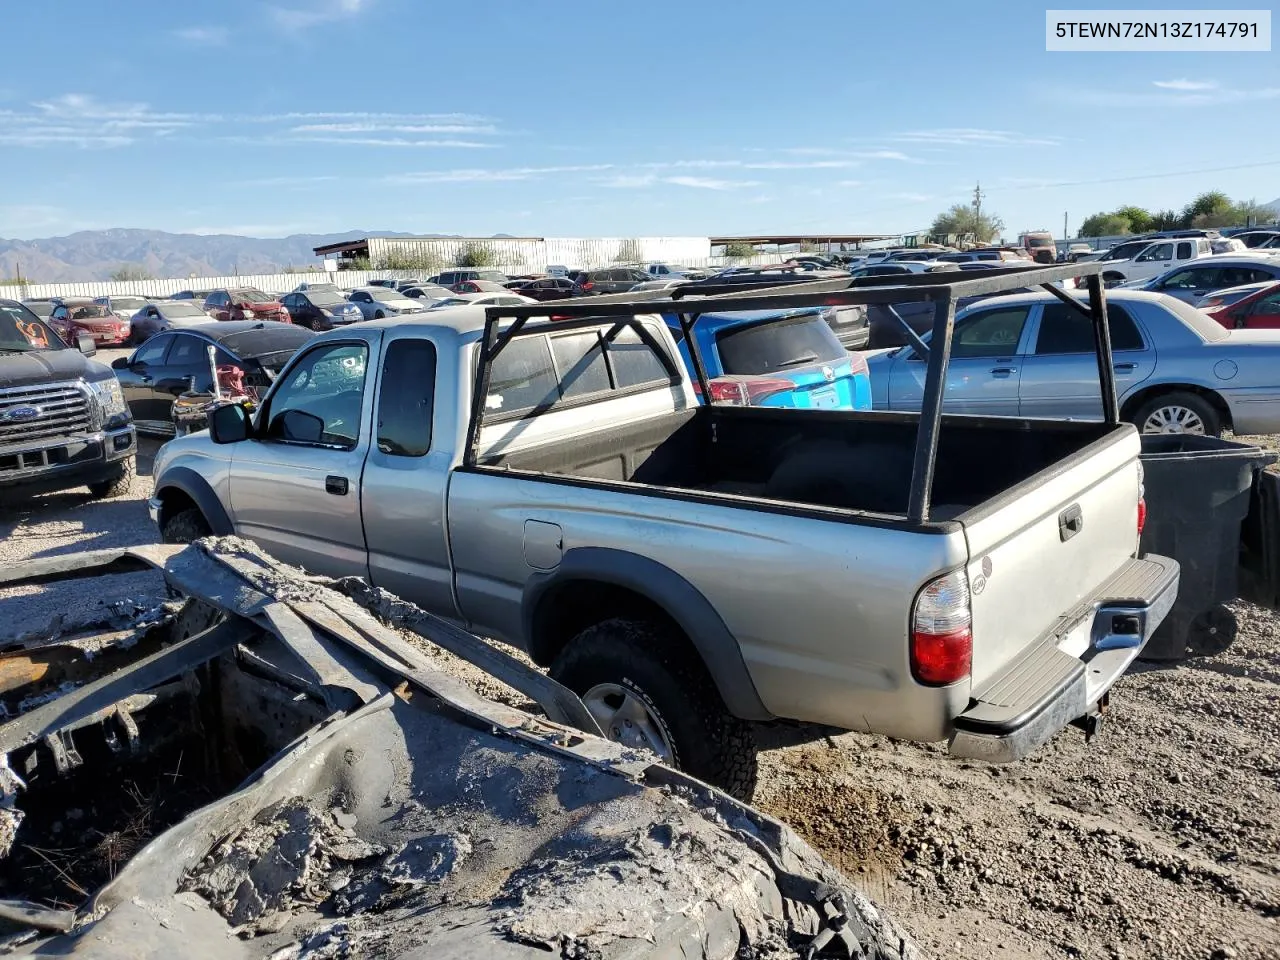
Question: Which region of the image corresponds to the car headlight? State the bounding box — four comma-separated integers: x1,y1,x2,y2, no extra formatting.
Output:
87,376,129,427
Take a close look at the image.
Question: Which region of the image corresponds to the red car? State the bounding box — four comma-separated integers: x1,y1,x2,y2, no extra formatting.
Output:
203,287,291,323
1204,280,1280,329
449,279,508,294
49,299,130,346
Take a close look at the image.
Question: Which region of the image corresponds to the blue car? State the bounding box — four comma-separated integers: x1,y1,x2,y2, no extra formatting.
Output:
664,308,872,409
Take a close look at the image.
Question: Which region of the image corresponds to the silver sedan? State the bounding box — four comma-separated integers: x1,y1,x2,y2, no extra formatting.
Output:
346,286,428,320
865,290,1280,436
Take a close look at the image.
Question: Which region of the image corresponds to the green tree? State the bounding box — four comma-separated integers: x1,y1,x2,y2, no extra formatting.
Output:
929,203,1004,244
1112,206,1154,234
722,241,756,260
613,238,644,263
1181,190,1232,227
1231,197,1274,227
344,256,372,271
1078,212,1132,237
110,263,152,281
455,243,497,268
1151,209,1181,230
379,249,444,273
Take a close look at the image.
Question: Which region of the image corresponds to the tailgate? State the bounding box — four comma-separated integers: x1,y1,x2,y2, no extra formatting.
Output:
960,429,1142,687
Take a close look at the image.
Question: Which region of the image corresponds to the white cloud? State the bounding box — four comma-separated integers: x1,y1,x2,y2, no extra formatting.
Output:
173,25,229,44
1152,79,1218,91
285,136,493,148
664,176,762,190
891,128,1063,148
388,164,614,184
289,121,497,134
1069,83,1280,107
270,0,372,31
599,174,657,189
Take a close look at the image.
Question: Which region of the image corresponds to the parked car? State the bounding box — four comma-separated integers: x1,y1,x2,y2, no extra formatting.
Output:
279,290,364,330
49,299,131,346
402,284,455,301
629,279,687,293
572,267,653,295
291,281,344,296
1211,237,1248,255
366,278,398,289
644,263,709,280
0,298,135,499
1234,230,1280,248
667,308,872,410
93,295,150,321
1131,256,1280,304
1088,237,1217,288
393,278,427,292
151,295,1173,798
1201,280,1280,330
1062,243,1094,263
450,279,509,294
510,276,576,301
203,288,291,323
347,286,429,319
427,293,537,309
111,321,314,437
128,299,219,343
866,289,1280,436
1197,281,1276,313
429,269,508,287
171,289,213,302
937,247,1032,264
860,265,1039,349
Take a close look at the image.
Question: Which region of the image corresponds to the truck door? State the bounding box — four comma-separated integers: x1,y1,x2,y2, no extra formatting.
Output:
226,337,375,580
359,335,459,617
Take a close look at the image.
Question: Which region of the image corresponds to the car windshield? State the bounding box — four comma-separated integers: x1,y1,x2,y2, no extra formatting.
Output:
1026,237,1053,247
714,312,845,375
158,301,209,318
67,303,112,319
112,297,148,310
376,289,414,302
231,289,273,304
310,291,347,307
0,302,62,352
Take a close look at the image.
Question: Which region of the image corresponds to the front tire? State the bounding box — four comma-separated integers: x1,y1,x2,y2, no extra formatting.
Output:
86,457,134,500
1130,390,1221,437
162,507,212,544
373,311,385,320
550,618,758,801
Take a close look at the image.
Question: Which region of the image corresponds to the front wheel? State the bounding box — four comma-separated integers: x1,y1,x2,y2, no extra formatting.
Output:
87,457,134,500
162,507,212,544
1103,273,1126,288
1130,390,1222,437
550,618,758,800
373,311,385,320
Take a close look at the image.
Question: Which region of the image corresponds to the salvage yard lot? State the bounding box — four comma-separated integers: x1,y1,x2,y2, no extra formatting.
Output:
2,435,1278,960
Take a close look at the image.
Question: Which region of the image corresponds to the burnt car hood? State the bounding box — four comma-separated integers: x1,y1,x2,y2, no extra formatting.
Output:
0,540,924,960
0,349,107,389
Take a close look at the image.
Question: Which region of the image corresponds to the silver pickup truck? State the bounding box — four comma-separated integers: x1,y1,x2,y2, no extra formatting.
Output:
149,265,1178,799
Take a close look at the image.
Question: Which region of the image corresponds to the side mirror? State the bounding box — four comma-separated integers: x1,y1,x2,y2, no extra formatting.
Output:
278,408,325,443
77,333,97,357
111,356,128,370
209,402,252,444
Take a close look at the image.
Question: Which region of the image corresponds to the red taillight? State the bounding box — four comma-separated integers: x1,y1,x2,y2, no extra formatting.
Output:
911,570,973,686
582,281,594,291
846,351,869,377
1137,497,1147,535
694,375,795,406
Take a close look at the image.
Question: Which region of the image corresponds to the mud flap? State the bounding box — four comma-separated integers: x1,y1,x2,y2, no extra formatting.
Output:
1239,469,1280,611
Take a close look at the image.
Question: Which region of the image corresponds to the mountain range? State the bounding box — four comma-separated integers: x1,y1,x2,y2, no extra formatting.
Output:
0,230,469,283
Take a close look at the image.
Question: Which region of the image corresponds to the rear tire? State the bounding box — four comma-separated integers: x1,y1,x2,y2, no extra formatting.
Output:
1130,390,1222,437
550,618,759,801
86,457,134,500
162,507,212,545
374,311,385,320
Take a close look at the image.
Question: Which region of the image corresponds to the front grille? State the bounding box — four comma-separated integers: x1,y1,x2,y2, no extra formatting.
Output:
0,382,93,446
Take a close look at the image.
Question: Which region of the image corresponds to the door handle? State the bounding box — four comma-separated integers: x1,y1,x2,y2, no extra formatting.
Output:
990,366,1016,377
325,475,349,496
1114,362,1137,372
1059,503,1084,542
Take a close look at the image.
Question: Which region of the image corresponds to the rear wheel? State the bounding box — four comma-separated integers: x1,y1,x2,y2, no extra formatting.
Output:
550,618,758,801
1103,272,1126,288
373,311,385,320
87,457,134,500
1130,390,1221,437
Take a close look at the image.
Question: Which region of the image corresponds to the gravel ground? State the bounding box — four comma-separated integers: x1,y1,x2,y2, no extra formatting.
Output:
3,432,1280,960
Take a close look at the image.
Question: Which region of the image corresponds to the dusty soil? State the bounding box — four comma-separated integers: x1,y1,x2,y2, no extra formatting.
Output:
3,437,1279,959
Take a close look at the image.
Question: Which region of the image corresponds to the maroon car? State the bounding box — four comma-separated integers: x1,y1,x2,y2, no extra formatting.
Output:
203,288,291,323
49,299,131,346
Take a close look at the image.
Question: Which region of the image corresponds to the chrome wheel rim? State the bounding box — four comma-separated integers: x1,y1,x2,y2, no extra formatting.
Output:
582,683,674,763
1142,404,1206,435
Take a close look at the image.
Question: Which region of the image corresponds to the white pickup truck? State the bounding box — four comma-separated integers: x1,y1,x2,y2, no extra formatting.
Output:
1094,237,1215,287
149,266,1178,799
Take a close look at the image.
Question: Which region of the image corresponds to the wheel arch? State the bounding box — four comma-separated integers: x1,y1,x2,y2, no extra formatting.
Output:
1119,381,1232,432
153,467,234,535
522,547,773,721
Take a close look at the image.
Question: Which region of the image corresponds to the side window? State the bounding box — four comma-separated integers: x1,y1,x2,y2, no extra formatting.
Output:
1162,267,1216,290
377,339,435,457
951,307,1029,358
1253,290,1280,317
352,291,369,303
1140,243,1173,262
1034,304,1144,354
263,342,369,448
167,335,209,366
551,331,611,398
132,335,171,366
1245,268,1278,285
606,325,672,388
1176,241,1192,259
487,335,558,415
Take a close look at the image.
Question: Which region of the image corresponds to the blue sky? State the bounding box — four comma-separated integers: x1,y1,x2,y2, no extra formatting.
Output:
1,0,1277,241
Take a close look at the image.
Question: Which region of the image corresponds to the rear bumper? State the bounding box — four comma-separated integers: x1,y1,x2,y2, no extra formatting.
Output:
949,554,1179,763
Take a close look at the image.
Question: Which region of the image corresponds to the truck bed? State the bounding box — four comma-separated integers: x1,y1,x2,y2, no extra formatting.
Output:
482,405,1119,524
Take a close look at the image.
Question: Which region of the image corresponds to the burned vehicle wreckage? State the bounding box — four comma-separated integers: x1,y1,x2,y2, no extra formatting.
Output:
0,539,921,959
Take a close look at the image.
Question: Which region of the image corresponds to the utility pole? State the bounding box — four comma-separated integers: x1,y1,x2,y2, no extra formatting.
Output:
972,181,984,242
1063,211,1069,241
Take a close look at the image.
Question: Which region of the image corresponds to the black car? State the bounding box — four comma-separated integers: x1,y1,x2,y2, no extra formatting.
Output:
279,290,363,330
129,299,217,343
111,321,314,436
572,267,652,295
512,277,576,301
